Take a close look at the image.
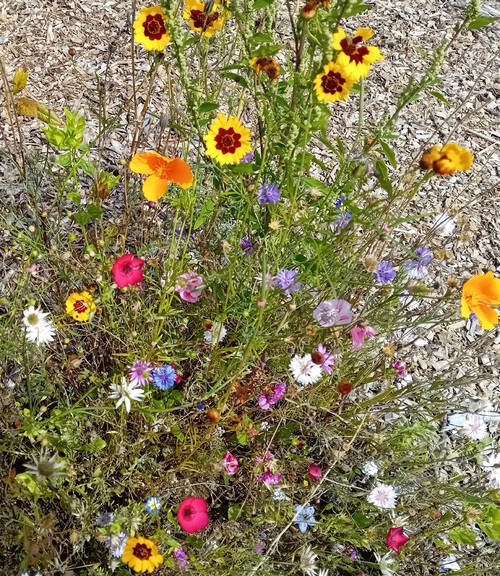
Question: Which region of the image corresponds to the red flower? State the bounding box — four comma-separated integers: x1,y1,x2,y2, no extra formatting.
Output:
386,526,409,554
112,254,145,288
308,463,323,482
177,497,209,534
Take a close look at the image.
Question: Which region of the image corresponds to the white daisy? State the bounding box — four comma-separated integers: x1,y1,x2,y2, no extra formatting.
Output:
204,320,227,345
362,460,379,477
433,212,455,237
289,354,322,386
300,545,318,576
461,414,488,441
23,305,55,345
367,483,397,509
108,377,145,413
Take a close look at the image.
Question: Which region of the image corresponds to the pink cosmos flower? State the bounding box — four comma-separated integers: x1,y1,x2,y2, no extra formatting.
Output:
222,451,239,475
112,254,145,288
175,270,204,303
256,468,284,484
308,463,322,482
311,343,334,374
258,382,286,410
386,526,409,554
351,326,376,349
313,299,352,327
177,497,209,533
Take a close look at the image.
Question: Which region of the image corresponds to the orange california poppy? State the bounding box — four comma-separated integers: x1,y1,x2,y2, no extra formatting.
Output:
129,151,194,201
461,271,500,330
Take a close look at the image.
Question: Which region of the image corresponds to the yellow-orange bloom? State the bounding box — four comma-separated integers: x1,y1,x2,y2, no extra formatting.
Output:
250,56,281,80
204,113,251,165
420,143,473,175
183,0,230,38
133,6,170,51
66,291,96,322
332,27,383,80
129,151,194,202
461,271,500,330
122,536,163,573
313,61,356,103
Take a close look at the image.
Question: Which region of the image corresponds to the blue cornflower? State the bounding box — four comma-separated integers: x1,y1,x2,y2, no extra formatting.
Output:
332,210,352,233
257,182,281,204
274,269,301,295
293,504,316,532
404,247,433,280
105,532,128,558
197,403,204,410
240,236,255,255
335,194,347,208
374,260,396,284
240,150,255,163
96,511,114,527
144,496,162,514
152,364,177,390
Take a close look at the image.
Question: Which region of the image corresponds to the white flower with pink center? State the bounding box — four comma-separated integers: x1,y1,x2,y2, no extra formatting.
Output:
367,483,397,510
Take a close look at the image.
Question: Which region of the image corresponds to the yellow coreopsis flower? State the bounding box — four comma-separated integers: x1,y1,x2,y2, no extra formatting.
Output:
65,291,96,322
204,113,251,165
122,536,163,573
133,6,170,51
183,0,230,38
250,56,281,80
332,27,383,80
313,61,356,103
461,271,500,330
420,143,473,175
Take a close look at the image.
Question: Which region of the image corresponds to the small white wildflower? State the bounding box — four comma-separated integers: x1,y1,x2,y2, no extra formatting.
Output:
204,320,227,345
289,354,322,386
440,554,461,572
375,552,397,576
23,305,55,345
362,460,379,476
461,414,488,441
272,487,286,501
300,545,318,576
260,421,271,431
367,483,397,510
108,377,145,413
24,447,65,483
433,212,455,237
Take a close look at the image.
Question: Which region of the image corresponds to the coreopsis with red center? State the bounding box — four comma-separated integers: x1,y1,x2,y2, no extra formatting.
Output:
65,291,96,322
332,27,383,79
183,0,230,38
204,113,252,165
112,254,145,289
129,151,194,202
133,6,170,51
177,497,209,533
386,526,409,554
420,143,473,175
313,61,356,102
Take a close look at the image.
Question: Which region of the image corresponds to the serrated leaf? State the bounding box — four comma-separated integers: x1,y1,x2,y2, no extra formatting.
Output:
449,526,476,546
59,153,72,167
479,505,500,540
12,68,28,95
467,15,499,29
66,192,81,206
379,140,397,168
253,0,273,8
16,97,39,117
198,102,219,113
429,90,450,105
194,199,215,230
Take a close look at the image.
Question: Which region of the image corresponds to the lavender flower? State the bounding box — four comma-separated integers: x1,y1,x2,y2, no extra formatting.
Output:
105,532,128,558
374,261,396,284
173,546,188,570
240,236,255,255
240,150,255,163
404,247,433,280
152,364,177,390
128,360,153,387
274,269,301,295
332,210,352,233
313,299,353,327
257,182,281,204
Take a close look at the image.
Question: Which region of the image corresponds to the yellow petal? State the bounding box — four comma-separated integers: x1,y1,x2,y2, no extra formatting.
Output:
143,174,169,201
130,152,156,175
332,27,346,50
353,27,374,42
473,304,498,330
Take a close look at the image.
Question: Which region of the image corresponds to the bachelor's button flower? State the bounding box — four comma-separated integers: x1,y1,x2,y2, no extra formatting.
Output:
128,360,153,387
313,299,353,327
257,182,281,204
367,484,397,510
294,504,316,532
362,460,379,476
105,532,128,558
152,364,177,390
240,236,255,255
203,320,227,345
275,269,301,295
461,414,488,440
96,511,114,527
374,261,396,284
289,354,322,386
144,496,162,514
404,247,433,279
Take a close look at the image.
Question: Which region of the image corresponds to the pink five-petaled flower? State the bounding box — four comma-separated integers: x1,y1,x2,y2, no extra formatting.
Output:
311,343,334,374
175,270,204,303
351,326,376,349
308,463,322,482
177,497,209,534
258,382,286,410
256,468,284,485
386,526,409,554
392,360,407,378
112,254,145,289
222,451,239,475
313,298,353,327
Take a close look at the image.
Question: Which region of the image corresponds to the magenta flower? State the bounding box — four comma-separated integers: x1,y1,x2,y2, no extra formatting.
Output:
311,343,334,374
256,468,284,484
351,326,376,349
392,360,407,378
308,463,322,482
258,382,286,410
254,451,274,464
175,270,204,303
386,526,409,554
128,360,153,387
112,253,145,289
313,299,352,327
222,451,239,475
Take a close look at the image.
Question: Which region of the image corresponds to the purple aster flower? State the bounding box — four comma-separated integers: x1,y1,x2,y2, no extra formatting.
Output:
128,360,153,387
105,532,128,558
96,511,114,527
257,182,281,204
240,236,255,255
256,468,284,484
173,546,188,570
332,210,352,233
311,343,334,374
240,150,255,163
258,382,286,410
313,299,353,327
374,260,396,284
274,269,301,295
404,247,433,279
152,364,177,390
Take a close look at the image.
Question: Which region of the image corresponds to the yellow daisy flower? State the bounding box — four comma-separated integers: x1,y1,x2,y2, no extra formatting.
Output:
133,6,170,51
420,143,473,175
122,536,163,573
332,27,383,80
183,0,230,38
204,113,251,165
65,291,96,322
313,61,356,103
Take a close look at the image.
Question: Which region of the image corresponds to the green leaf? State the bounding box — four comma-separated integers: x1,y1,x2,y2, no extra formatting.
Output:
479,505,500,540
221,72,248,88
253,0,273,8
375,159,393,195
343,0,372,17
66,191,81,206
467,16,499,29
80,159,96,175
379,140,397,168
170,423,185,442
198,102,219,113
194,199,215,230
15,472,41,495
73,211,91,226
228,504,241,520
86,203,103,220
429,90,450,105
352,513,372,528
229,162,255,174
59,152,72,167
249,32,274,44
236,430,248,445
449,526,476,546
302,176,330,194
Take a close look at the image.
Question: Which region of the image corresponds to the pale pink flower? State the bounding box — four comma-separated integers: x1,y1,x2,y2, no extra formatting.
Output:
392,360,407,378
462,415,488,441
222,451,239,475
313,299,352,327
256,468,284,484
367,484,397,510
351,326,376,349
175,271,204,303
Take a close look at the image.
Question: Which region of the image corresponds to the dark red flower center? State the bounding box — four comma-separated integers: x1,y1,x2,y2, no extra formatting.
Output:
215,127,242,154
190,9,220,32
321,71,346,94
182,505,195,520
120,264,132,276
340,37,369,64
73,300,88,314
143,14,167,41
311,351,324,365
133,543,153,560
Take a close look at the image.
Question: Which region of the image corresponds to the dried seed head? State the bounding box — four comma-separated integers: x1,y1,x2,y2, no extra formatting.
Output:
363,255,379,272
382,343,397,357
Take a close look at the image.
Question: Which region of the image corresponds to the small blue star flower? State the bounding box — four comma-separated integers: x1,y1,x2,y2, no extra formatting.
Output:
293,504,316,532
152,364,177,390
144,496,162,514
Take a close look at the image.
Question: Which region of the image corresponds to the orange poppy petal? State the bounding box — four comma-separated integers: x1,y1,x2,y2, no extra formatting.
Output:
461,297,471,319
472,304,498,330
130,152,156,175
143,174,169,201
475,271,500,305
167,158,194,189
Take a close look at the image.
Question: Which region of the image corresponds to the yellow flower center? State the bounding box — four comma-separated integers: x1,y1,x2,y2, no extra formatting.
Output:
27,313,39,326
